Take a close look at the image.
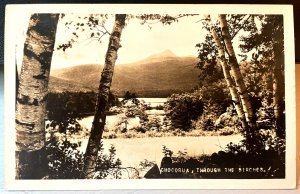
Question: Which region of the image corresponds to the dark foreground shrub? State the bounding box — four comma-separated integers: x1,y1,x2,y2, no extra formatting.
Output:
94,144,122,179
46,137,83,179
46,136,122,179
145,136,285,179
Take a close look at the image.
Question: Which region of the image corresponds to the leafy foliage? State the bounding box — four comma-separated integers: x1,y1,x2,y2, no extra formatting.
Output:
164,93,204,131
47,91,97,119
196,81,231,115
239,15,285,137
136,14,198,26
164,79,232,132
57,14,111,51
142,116,162,131
47,91,120,133
194,82,237,132
46,136,83,179
46,91,96,133
239,15,284,98
195,14,256,87
122,91,139,104
195,34,223,86
94,143,122,179
46,136,122,179
196,14,285,138
214,105,241,130
139,159,156,171
162,145,174,157
226,14,254,40
239,15,283,57
123,99,148,121
196,112,219,131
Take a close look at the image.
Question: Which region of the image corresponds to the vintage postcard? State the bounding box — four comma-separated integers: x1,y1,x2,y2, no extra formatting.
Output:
4,4,296,190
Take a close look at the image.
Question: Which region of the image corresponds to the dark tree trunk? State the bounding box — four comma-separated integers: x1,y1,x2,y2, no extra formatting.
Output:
272,46,285,138
83,14,126,179
15,14,59,179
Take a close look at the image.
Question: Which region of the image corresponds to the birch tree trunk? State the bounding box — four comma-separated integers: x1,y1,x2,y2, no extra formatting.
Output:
83,14,126,179
218,14,257,131
206,15,249,131
15,14,59,179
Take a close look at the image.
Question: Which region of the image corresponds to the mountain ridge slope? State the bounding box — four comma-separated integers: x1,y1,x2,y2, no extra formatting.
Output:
49,51,201,97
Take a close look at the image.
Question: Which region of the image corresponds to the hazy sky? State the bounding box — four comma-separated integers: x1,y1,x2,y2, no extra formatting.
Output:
16,14,208,70
15,13,256,71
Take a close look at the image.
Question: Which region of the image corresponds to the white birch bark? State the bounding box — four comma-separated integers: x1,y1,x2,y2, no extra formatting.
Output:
218,14,257,130
206,15,249,131
16,14,59,179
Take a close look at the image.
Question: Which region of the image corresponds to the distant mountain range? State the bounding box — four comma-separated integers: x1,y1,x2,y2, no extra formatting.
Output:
49,50,201,97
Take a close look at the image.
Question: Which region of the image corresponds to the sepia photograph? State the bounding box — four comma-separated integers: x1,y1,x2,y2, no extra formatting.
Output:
4,4,296,189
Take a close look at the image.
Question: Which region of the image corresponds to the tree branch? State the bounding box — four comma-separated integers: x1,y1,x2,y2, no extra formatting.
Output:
231,15,252,40
140,14,199,26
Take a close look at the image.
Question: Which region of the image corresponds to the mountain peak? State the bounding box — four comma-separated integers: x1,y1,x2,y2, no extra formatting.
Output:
160,49,177,57
147,49,177,59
